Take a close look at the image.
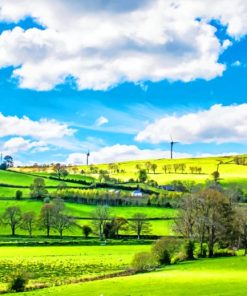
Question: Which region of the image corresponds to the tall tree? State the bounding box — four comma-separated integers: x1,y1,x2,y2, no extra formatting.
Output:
2,206,22,236
21,211,36,237
92,206,111,240
39,204,55,237
30,178,48,200
130,213,151,239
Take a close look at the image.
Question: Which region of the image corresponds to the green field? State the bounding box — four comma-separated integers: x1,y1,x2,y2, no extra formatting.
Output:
5,256,247,296
0,245,149,292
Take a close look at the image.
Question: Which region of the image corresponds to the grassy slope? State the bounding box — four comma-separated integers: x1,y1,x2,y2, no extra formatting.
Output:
6,256,247,296
79,155,247,186
15,155,247,187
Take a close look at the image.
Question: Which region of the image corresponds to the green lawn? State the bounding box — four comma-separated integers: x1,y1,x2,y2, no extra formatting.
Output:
7,256,247,296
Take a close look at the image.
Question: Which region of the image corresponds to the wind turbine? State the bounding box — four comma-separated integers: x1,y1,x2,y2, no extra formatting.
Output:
170,136,178,159
86,151,90,166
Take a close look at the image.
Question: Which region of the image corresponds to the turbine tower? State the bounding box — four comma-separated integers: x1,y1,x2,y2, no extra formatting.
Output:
170,136,178,159
86,151,90,166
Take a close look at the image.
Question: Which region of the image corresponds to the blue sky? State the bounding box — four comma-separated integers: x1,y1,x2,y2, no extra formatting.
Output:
0,0,247,165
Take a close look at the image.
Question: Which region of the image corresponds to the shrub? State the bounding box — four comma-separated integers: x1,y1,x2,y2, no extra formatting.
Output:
152,237,181,265
15,190,23,200
131,252,158,272
172,251,187,264
43,197,50,203
8,271,28,292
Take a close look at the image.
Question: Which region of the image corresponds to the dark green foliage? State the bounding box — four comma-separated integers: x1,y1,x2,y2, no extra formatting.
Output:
184,240,195,260
82,225,92,238
138,169,148,183
8,271,28,292
15,190,23,200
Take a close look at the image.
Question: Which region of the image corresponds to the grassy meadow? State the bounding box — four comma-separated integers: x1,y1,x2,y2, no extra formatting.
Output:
0,245,150,292
4,256,247,296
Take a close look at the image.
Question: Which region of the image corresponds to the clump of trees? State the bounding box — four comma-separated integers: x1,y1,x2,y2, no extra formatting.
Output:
234,156,246,166
175,188,247,257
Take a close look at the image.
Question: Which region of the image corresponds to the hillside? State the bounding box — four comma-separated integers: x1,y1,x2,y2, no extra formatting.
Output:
15,154,247,187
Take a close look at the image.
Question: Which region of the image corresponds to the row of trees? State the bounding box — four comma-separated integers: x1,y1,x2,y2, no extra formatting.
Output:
1,200,152,239
136,162,203,175
175,188,247,257
1,199,73,237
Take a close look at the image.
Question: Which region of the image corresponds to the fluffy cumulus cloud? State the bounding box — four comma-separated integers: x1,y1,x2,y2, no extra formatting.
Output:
0,113,75,140
0,0,246,90
136,104,247,144
66,144,191,164
2,137,48,154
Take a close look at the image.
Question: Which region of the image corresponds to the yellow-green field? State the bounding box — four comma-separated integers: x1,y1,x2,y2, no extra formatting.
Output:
5,256,247,296
15,155,247,187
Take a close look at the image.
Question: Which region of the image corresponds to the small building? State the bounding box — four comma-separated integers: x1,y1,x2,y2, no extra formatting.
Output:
131,189,143,197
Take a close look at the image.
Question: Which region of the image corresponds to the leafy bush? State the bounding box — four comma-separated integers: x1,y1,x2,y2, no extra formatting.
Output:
172,251,187,264
131,252,158,272
8,271,28,292
15,190,23,200
152,237,181,265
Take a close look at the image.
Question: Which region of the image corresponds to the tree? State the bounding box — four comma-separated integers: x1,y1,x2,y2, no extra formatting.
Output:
234,207,247,255
91,206,111,240
2,206,22,236
150,163,157,174
53,213,73,238
212,171,220,184
130,213,151,239
21,211,36,237
111,217,128,238
82,225,92,238
30,178,48,200
39,204,55,237
53,163,68,179
138,169,148,183
175,188,235,257
3,155,14,168
145,162,152,173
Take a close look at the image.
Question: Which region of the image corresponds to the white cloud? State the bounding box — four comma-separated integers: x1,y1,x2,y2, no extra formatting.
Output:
0,0,246,90
95,116,109,127
2,137,48,154
0,113,75,140
136,104,247,144
232,60,241,67
66,144,191,165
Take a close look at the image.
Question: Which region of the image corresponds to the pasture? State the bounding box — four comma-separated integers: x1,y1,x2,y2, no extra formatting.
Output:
5,256,247,296
0,245,150,292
